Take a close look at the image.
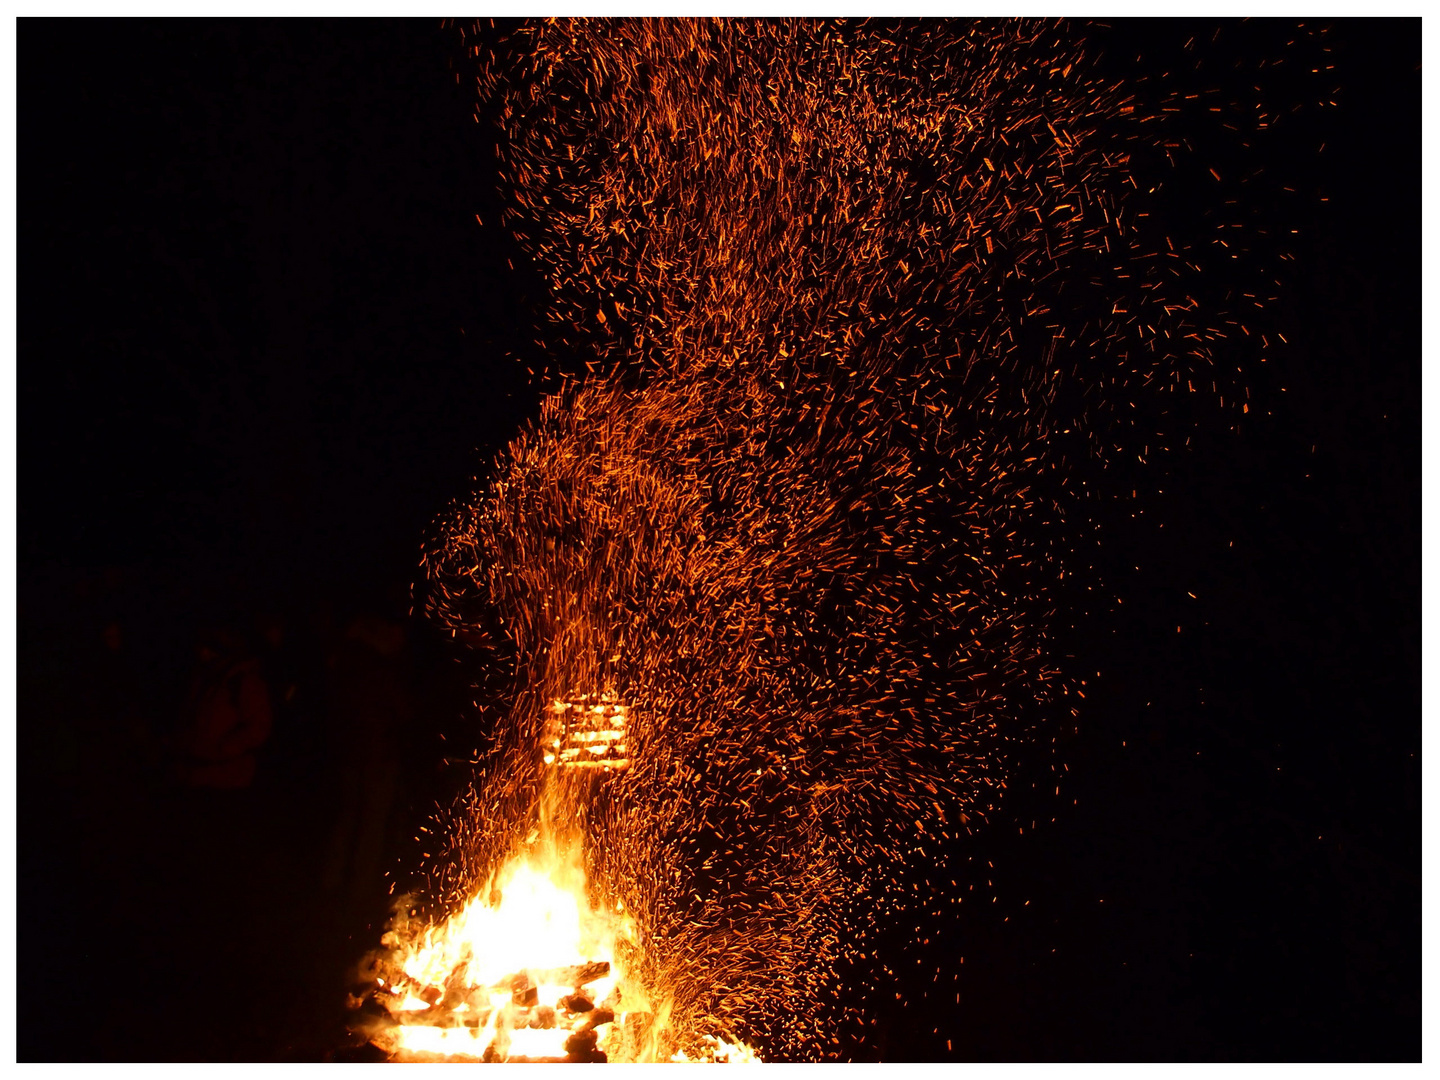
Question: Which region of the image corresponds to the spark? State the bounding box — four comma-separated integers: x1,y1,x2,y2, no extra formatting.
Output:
392,18,1298,1060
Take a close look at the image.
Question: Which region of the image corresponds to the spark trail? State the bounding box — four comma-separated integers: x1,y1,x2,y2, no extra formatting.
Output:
406,19,1283,1059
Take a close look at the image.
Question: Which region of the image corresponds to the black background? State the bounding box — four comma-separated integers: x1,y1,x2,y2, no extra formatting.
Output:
19,18,1418,1061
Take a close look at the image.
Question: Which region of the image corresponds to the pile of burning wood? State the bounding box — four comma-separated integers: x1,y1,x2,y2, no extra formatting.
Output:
343,693,757,1063
347,954,754,1062
542,696,631,772
348,954,627,1062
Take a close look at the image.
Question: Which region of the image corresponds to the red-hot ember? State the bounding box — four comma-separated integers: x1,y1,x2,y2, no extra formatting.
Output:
349,17,1282,1061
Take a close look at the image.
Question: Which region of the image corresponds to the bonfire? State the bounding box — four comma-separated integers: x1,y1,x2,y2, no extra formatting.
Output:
347,698,758,1063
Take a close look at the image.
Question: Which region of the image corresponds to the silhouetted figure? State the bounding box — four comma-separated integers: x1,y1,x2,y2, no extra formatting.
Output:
175,627,274,789
89,618,145,769
251,604,323,792
321,611,412,902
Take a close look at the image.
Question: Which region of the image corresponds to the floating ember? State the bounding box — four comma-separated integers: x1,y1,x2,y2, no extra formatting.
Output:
371,16,1277,1060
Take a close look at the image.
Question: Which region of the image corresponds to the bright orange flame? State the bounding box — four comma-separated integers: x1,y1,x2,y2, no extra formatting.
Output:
397,853,623,1005
361,829,757,1062
372,836,629,1061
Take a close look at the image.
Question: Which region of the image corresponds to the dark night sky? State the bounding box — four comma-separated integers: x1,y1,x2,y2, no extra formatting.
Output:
19,18,1419,1062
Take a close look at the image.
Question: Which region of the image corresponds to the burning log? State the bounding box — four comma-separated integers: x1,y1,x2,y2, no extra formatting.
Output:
563,1029,608,1063
346,994,398,1039
508,971,540,1008
581,1007,616,1031
536,961,611,989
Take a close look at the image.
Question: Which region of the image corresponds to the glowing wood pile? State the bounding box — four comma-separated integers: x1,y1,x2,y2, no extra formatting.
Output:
347,848,641,1062
352,955,625,1062
346,778,757,1062
542,697,631,772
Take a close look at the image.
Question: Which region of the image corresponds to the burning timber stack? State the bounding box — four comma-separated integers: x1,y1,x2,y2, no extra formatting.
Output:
347,946,754,1063
342,764,758,1063
348,954,622,1063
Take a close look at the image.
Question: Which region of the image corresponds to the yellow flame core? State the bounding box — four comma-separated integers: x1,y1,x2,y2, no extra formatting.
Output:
400,857,617,1000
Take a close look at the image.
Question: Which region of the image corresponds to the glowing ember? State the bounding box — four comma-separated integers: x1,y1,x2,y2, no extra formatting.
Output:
359,17,1285,1061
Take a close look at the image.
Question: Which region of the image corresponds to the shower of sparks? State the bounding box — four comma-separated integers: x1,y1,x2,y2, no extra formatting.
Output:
389,19,1315,1060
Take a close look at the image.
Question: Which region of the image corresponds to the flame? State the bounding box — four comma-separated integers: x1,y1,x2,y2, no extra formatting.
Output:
358,828,757,1062
673,1036,762,1064
397,854,619,1000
